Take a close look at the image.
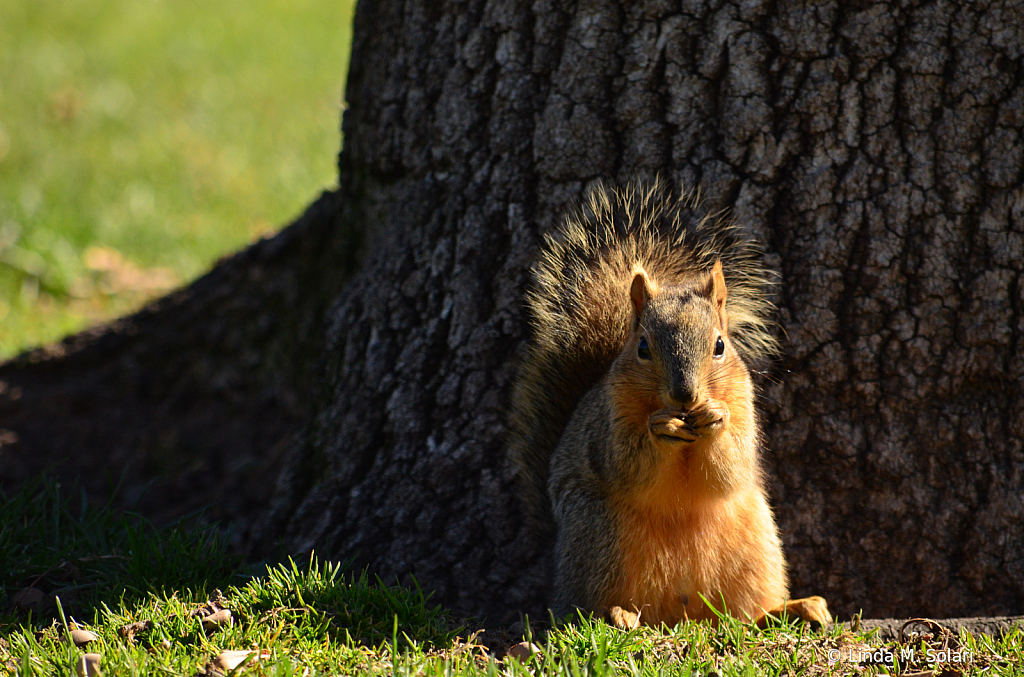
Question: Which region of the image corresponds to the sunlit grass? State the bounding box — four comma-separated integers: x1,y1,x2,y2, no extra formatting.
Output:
2,480,1022,676
0,0,355,357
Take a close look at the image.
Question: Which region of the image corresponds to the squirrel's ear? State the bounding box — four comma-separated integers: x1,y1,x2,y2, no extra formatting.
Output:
708,260,728,331
630,267,656,321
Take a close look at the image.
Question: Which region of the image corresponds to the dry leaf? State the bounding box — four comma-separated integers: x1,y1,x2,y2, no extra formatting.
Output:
75,653,102,677
70,629,98,647
506,642,542,662
202,609,233,632
211,649,254,673
119,619,153,644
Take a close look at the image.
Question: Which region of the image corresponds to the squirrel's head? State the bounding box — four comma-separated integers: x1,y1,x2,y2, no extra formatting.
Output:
625,260,735,411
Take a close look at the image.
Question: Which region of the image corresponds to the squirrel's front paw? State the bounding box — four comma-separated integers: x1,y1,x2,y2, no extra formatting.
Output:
685,400,730,437
649,410,699,442
650,401,729,442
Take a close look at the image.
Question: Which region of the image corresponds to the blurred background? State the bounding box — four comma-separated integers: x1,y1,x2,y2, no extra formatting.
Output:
0,0,356,358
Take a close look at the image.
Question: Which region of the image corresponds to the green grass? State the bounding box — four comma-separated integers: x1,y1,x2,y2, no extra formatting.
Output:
0,478,240,617
2,479,1022,675
0,0,356,357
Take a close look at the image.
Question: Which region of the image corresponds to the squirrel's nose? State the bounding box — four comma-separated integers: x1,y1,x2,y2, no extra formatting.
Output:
666,381,699,410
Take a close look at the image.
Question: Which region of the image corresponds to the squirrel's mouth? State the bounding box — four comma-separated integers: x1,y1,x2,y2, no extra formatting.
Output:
648,409,698,444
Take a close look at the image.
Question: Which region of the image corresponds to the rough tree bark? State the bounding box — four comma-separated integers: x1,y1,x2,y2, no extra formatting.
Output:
3,0,1023,622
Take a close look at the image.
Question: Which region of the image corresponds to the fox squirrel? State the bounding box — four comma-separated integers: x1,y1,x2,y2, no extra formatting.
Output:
509,181,830,628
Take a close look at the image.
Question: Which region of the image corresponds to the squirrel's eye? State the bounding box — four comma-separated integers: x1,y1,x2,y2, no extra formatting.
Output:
637,337,652,360
713,336,725,358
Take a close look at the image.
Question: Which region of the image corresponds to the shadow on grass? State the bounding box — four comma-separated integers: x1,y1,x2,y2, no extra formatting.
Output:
0,476,460,651
0,476,239,629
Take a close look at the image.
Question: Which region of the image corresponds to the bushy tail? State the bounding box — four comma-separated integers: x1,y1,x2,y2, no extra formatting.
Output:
508,180,779,534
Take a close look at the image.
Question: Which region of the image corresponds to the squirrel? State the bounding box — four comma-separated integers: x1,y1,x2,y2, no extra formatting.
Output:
509,181,831,628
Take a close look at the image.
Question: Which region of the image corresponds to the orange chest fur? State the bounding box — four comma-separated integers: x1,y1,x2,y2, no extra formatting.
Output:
607,497,725,625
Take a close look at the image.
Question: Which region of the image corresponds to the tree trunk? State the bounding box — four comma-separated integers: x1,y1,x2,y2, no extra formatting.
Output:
3,0,1024,622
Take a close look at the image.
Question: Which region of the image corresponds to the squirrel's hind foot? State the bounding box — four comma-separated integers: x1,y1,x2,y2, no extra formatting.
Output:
758,596,833,630
607,606,641,630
